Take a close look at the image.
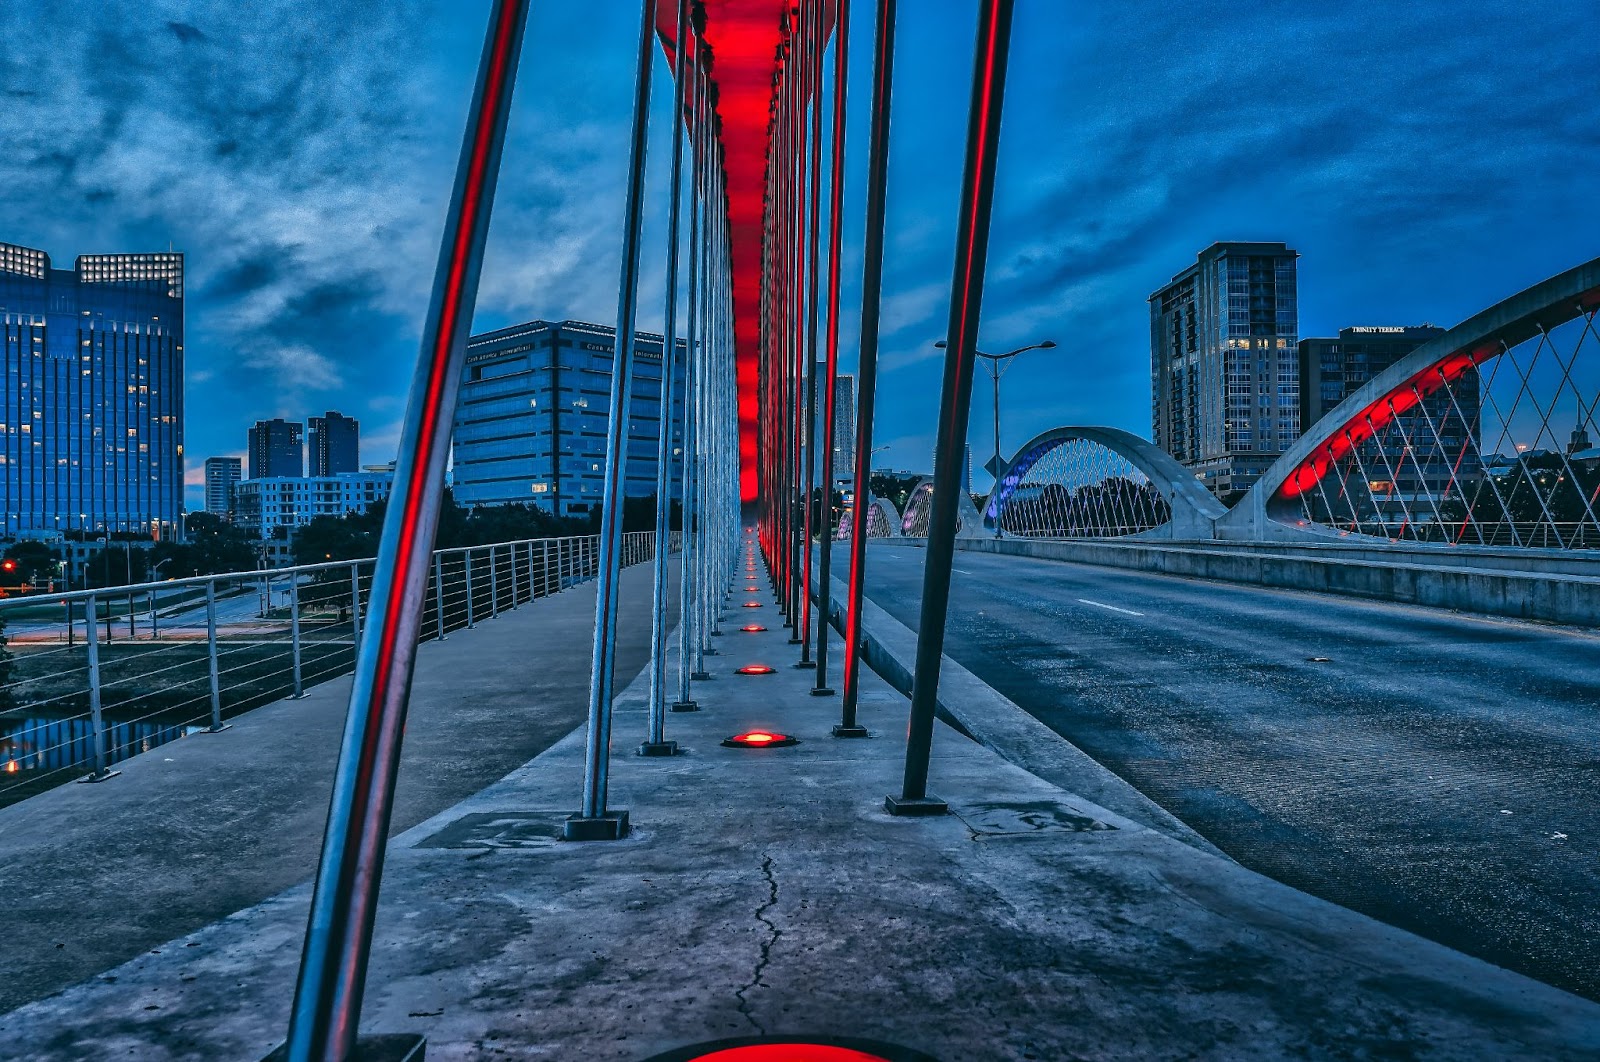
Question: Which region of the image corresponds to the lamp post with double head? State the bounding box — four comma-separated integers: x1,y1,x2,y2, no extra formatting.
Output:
934,336,1055,537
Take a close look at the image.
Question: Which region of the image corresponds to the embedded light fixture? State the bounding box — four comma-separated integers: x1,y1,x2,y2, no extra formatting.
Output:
735,665,776,676
721,730,797,748
740,625,767,633
742,601,762,608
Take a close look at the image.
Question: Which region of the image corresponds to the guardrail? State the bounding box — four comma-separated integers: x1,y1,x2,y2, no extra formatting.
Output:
0,530,670,806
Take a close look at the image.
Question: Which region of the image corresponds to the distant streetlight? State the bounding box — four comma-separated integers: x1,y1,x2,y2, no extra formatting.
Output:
933,337,1056,536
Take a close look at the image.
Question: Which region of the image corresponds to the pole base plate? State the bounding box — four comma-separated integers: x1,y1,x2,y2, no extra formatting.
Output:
670,700,701,713
202,723,234,734
563,810,630,841
832,724,869,738
638,741,680,757
690,671,712,681
884,794,949,817
77,769,121,784
792,660,816,669
809,687,835,697
265,1033,426,1061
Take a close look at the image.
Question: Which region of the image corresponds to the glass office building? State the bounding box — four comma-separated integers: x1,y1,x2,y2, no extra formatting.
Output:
0,242,185,538
248,418,304,479
1150,241,1299,499
452,320,686,518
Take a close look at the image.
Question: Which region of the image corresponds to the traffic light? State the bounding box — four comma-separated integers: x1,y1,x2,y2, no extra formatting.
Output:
1,560,15,572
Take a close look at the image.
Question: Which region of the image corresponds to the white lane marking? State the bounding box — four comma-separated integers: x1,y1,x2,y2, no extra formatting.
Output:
1077,598,1144,617
952,567,973,574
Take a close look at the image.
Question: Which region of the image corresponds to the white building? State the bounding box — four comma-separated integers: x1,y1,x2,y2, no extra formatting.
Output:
233,472,393,542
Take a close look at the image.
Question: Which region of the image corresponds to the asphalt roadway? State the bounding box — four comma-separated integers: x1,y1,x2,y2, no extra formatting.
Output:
862,542,1600,1001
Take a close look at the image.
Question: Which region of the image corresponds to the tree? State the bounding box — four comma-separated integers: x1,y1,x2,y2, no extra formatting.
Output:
869,471,923,515
3,541,58,589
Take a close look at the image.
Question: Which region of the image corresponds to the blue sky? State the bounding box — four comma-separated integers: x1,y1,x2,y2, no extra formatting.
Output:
2,1,1595,509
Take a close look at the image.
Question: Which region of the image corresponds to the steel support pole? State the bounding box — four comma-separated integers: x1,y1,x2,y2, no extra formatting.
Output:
812,0,850,697
797,0,825,668
838,0,896,737
489,544,499,616
291,578,305,699
890,0,1014,816
674,60,705,713
280,1,528,1055
349,563,363,647
204,580,228,733
644,0,691,755
433,553,446,639
570,0,657,841
78,593,115,783
464,548,476,628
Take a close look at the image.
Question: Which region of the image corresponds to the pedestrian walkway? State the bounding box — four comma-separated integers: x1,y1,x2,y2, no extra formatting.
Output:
2,540,1596,1060
0,560,673,1014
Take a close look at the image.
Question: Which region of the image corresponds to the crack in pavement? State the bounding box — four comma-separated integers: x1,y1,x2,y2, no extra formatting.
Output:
734,853,781,1035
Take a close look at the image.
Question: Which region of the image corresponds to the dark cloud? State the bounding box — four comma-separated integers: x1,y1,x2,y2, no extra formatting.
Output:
167,21,206,44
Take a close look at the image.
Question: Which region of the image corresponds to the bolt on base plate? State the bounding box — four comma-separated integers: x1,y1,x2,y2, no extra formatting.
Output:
884,794,949,817
563,810,630,841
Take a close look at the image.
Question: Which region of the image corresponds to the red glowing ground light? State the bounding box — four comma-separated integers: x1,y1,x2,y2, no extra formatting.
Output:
735,664,776,676
740,625,767,633
742,601,762,608
744,585,761,591
721,730,798,749
647,1039,937,1062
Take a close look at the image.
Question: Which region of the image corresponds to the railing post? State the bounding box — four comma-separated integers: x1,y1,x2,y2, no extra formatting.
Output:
290,576,305,699
77,592,117,783
489,544,500,616
465,548,476,628
204,580,230,733
509,540,520,607
433,552,447,640
349,562,363,649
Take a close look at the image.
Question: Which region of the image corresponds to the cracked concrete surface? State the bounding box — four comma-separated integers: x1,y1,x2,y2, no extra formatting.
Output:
1,540,1598,1059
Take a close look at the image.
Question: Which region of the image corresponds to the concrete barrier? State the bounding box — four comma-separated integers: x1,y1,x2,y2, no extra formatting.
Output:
950,536,1600,627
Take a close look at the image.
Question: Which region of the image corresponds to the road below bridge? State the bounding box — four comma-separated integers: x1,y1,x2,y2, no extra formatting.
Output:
861,542,1600,1001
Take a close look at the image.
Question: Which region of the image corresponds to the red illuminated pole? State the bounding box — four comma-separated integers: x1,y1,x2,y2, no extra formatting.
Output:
279,1,529,1056
837,0,895,737
811,0,849,697
890,0,1014,816
797,0,825,668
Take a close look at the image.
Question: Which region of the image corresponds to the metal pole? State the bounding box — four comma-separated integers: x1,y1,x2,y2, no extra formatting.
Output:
291,577,305,699
464,548,476,628
891,0,1014,816
489,544,499,616
992,360,1003,537
433,552,446,640
812,0,850,697
797,0,824,668
204,579,228,732
349,562,363,647
79,593,114,782
674,59,705,714
542,540,551,597
644,0,691,756
508,539,518,608
282,0,529,1054
570,0,657,841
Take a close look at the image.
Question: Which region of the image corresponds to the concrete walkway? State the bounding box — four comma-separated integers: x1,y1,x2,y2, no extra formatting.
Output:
2,538,1598,1059
0,560,673,1014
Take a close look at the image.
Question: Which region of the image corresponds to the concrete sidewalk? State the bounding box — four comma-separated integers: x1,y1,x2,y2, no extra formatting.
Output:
3,541,1598,1059
0,560,673,1015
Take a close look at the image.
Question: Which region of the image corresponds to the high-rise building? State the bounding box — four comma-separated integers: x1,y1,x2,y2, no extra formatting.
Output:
248,418,303,479
832,373,856,484
1297,325,1478,521
0,241,185,538
203,456,242,518
451,320,686,518
307,410,360,476
1150,241,1299,498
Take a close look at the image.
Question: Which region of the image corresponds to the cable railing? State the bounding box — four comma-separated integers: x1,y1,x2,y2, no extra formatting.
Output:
0,529,671,807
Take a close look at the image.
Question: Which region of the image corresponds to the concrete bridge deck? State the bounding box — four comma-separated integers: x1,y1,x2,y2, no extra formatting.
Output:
1,547,1597,1059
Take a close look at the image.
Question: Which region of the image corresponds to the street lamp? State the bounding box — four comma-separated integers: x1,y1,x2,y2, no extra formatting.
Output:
933,337,1056,536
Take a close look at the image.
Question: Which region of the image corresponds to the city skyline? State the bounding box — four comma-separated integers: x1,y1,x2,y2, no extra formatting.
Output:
2,2,1595,510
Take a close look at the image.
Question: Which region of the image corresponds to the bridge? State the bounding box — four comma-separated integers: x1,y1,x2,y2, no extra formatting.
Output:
2,1,1598,1060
